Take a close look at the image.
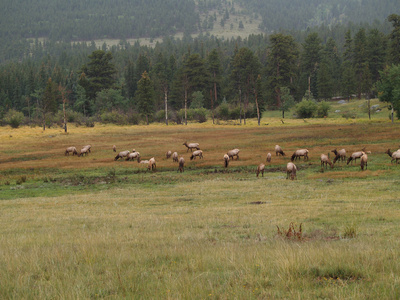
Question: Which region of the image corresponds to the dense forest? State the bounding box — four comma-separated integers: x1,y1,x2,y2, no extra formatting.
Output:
1,1,400,127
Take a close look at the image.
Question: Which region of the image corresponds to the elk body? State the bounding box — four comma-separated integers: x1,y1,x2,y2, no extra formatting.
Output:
148,157,156,171
291,149,309,161
256,163,265,177
183,142,200,152
320,154,334,169
65,146,78,156
224,154,229,168
178,157,185,172
347,149,366,165
112,145,116,152
115,150,130,160
286,162,297,180
227,149,240,160
332,148,346,163
172,152,179,162
275,145,285,156
360,153,368,170
166,151,172,159
266,152,271,162
126,151,141,162
385,149,400,164
78,146,91,157
190,150,203,160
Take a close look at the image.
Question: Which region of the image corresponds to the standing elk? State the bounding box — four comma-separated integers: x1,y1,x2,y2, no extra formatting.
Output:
183,142,200,152
190,150,203,160
112,145,116,152
332,148,346,163
347,148,366,165
286,162,297,180
266,152,272,162
166,151,172,159
178,157,185,172
256,163,265,177
320,154,334,169
385,149,400,164
275,145,285,156
360,153,368,170
65,146,78,156
291,149,309,161
227,149,240,160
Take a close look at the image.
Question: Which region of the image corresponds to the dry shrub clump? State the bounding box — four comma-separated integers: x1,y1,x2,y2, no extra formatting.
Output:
276,222,303,241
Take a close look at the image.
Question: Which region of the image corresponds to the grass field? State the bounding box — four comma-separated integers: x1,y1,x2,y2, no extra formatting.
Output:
1,100,400,299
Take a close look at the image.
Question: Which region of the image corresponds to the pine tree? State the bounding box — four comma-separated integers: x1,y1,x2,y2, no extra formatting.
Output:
301,32,322,98
388,14,400,65
42,77,58,130
136,71,154,125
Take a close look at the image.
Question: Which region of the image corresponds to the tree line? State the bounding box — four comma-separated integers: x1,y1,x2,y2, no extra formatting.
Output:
1,14,400,128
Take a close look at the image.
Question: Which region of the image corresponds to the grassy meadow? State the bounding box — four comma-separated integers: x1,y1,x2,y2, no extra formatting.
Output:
1,100,400,299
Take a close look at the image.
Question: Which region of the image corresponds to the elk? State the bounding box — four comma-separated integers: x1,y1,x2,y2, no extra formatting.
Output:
178,157,185,172
347,148,366,165
275,145,285,156
190,150,203,160
83,145,91,153
166,151,172,159
126,151,141,162
291,149,309,161
360,153,368,170
172,152,179,162
266,152,272,162
65,146,78,156
112,145,116,152
148,157,156,171
183,142,200,152
224,154,229,168
320,154,334,169
286,162,297,180
227,149,240,160
78,147,90,157
385,149,400,164
332,148,346,163
256,163,265,177
115,150,130,160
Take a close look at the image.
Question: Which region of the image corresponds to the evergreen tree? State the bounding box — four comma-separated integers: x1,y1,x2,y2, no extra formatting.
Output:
388,14,400,65
354,28,369,99
301,32,322,98
367,29,387,86
207,48,222,123
42,77,59,130
136,71,154,125
265,34,299,108
377,64,400,120
79,50,117,100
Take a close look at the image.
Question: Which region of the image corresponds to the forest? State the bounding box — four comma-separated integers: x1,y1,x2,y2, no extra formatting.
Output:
1,0,400,128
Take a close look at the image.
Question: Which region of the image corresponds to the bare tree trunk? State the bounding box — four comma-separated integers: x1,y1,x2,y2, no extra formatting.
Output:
164,86,168,126
63,99,67,133
210,89,214,124
184,87,188,126
254,88,260,126
213,71,217,124
239,86,242,124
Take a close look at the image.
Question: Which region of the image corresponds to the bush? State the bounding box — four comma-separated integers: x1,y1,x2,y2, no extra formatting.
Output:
316,101,331,118
4,109,25,128
192,108,208,123
215,103,230,120
295,99,317,118
154,110,175,123
100,110,128,125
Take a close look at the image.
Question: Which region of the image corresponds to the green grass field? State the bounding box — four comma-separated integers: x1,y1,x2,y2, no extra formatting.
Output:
1,100,400,299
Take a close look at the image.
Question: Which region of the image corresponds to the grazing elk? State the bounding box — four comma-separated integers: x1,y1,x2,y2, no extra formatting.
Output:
112,145,116,152
126,151,141,162
115,150,130,160
332,148,346,163
385,149,400,164
172,152,179,162
275,145,285,156
224,154,229,168
320,154,334,169
256,163,265,177
148,157,156,171
65,146,78,156
286,162,297,180
291,149,309,161
178,157,185,173
166,151,172,159
227,149,240,160
183,142,200,152
190,150,203,160
266,152,272,163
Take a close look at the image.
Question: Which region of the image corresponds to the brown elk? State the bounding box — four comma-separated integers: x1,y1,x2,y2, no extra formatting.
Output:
256,163,265,177
266,152,272,162
291,149,309,161
190,150,203,160
360,153,368,170
148,157,156,171
286,162,297,180
227,149,240,160
115,150,130,160
320,154,334,169
178,157,185,173
275,145,285,156
65,146,78,156
166,151,172,159
126,151,141,162
347,148,366,165
385,149,400,164
172,152,179,162
183,142,200,152
224,154,229,168
332,148,346,163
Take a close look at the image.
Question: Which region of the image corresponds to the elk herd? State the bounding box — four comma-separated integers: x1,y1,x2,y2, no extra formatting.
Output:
64,141,400,180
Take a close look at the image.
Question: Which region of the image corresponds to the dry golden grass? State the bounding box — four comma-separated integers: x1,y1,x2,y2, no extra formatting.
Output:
1,116,400,298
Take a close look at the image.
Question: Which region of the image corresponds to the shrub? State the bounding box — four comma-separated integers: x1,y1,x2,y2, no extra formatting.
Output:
192,108,208,123
215,103,230,120
295,99,317,118
100,110,128,125
4,109,25,128
154,110,174,123
316,101,331,118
